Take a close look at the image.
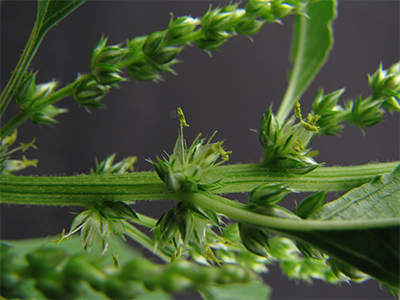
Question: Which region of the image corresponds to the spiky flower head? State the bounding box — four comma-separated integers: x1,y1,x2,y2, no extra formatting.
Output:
150,108,232,192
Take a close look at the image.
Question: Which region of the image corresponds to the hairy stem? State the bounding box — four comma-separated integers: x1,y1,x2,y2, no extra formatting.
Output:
1,161,397,206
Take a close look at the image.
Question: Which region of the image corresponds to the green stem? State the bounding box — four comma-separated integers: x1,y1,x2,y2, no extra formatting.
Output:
180,191,400,232
0,82,76,138
123,221,171,262
0,21,39,119
1,162,397,206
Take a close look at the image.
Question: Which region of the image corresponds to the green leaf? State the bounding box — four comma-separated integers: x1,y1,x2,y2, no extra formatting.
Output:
276,0,337,123
199,280,271,300
35,0,86,43
281,166,400,292
0,0,85,118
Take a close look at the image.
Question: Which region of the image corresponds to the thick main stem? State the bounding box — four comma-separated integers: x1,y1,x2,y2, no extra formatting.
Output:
1,162,397,207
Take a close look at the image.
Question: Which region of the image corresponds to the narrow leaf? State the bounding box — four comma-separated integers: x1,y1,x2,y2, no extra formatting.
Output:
276,0,337,123
36,0,86,41
0,0,85,118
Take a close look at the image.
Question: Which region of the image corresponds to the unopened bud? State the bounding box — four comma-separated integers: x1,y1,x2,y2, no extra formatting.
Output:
194,38,227,50
143,31,166,56
31,105,68,126
271,2,295,19
92,63,124,85
14,71,37,109
235,17,265,36
295,191,326,219
148,47,181,65
249,183,291,206
259,106,279,150
90,36,126,69
239,222,270,257
73,77,110,108
167,16,199,41
327,258,369,282
128,62,162,81
280,154,320,174
33,80,58,100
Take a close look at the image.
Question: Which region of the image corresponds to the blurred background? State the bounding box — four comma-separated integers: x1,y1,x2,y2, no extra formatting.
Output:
1,1,399,299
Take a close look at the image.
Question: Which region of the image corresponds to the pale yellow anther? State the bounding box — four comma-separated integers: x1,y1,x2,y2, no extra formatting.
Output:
177,107,189,127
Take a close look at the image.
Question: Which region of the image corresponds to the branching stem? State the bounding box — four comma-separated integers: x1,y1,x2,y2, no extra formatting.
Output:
1,161,397,206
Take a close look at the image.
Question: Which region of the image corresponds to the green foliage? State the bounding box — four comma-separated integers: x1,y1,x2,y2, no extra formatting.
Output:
1,236,264,300
276,0,337,122
1,0,399,299
0,0,84,118
275,167,400,293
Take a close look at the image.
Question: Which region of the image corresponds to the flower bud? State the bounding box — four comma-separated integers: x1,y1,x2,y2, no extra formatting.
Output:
147,47,181,65
160,271,192,293
280,154,320,174
347,97,384,130
30,105,68,126
65,254,107,290
295,191,326,219
249,183,291,206
128,62,162,81
26,248,68,275
156,208,179,243
104,277,140,299
143,31,166,56
326,258,369,282
73,77,110,108
100,201,139,220
271,1,295,19
312,88,345,115
245,0,271,17
167,16,199,41
295,241,323,259
239,222,270,257
91,63,124,85
14,71,37,109
382,95,400,113
259,106,279,150
235,17,265,36
174,202,194,245
194,38,227,51
90,36,126,69
92,153,137,174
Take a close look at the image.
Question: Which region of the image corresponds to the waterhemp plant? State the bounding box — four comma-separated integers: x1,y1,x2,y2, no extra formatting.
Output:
1,0,399,299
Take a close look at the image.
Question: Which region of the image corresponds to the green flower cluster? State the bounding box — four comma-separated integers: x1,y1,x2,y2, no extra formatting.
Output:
0,242,257,299
14,71,68,125
7,0,309,133
154,201,225,263
369,62,400,113
91,153,137,174
73,36,127,108
234,185,356,284
258,103,320,174
238,183,295,257
311,62,400,136
213,223,346,284
0,130,38,175
123,0,309,81
59,201,138,253
150,108,231,193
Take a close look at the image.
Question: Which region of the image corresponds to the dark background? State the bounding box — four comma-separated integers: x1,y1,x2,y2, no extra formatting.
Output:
1,1,399,299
